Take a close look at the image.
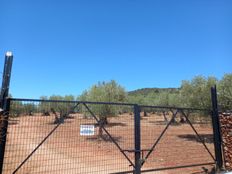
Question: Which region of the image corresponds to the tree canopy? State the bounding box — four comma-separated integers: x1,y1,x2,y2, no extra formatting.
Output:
78,80,127,118
128,74,231,111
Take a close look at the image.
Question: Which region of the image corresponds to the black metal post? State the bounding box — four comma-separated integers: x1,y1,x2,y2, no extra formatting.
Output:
211,86,223,170
0,52,13,103
0,52,13,174
134,104,141,174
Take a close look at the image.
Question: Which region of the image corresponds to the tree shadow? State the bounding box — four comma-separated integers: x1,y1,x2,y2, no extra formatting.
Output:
149,121,168,125
178,134,214,144
86,135,122,143
149,120,188,126
47,119,73,125
90,122,127,128
191,166,215,174
104,122,127,127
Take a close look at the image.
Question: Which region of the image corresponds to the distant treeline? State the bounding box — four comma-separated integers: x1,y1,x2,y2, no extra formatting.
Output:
128,74,232,111
39,73,231,111
128,88,180,96
9,73,232,118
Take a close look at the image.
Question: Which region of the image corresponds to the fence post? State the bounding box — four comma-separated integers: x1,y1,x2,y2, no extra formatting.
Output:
0,98,11,173
0,52,13,174
134,104,141,174
211,86,223,170
0,52,13,102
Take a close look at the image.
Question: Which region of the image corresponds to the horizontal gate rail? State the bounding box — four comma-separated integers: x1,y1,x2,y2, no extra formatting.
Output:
9,98,211,111
10,98,135,106
110,162,216,174
140,105,211,112
140,162,216,173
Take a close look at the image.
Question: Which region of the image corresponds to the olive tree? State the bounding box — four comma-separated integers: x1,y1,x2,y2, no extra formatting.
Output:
79,80,127,137
180,76,217,110
218,74,232,111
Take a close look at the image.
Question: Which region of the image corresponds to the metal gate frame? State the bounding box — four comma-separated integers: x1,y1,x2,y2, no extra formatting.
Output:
0,53,223,174
0,97,222,174
0,52,13,174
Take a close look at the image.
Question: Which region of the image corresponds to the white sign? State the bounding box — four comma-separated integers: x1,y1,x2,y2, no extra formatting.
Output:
80,125,95,136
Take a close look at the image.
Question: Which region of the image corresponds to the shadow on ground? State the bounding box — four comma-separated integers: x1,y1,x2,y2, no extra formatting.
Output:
86,134,122,143
178,134,213,144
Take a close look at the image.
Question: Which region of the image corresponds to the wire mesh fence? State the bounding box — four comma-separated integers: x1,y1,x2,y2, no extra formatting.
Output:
1,99,217,174
2,99,135,174
139,107,215,174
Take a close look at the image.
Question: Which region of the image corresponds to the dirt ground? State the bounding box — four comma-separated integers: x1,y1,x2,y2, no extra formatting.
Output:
2,112,215,174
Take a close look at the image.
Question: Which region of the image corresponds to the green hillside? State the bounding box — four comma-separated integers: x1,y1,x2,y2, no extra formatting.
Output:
128,88,180,97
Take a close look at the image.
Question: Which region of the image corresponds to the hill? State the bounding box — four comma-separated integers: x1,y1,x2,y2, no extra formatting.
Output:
128,88,180,96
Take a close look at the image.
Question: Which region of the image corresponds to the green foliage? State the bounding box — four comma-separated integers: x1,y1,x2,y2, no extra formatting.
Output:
23,103,37,115
10,101,24,117
128,94,146,105
128,74,231,111
128,87,181,107
36,74,232,115
78,80,127,118
218,74,232,110
10,101,37,116
180,76,218,109
128,88,179,96
39,96,49,115
38,95,76,115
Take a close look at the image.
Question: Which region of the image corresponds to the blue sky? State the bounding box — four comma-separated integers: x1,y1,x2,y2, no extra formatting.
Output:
0,0,231,98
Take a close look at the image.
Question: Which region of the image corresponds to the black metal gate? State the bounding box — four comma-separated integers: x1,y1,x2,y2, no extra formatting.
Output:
1,99,137,174
0,97,222,174
0,53,223,174
138,105,216,173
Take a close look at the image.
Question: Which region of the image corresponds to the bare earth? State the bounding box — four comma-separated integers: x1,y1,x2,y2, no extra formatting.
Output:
2,113,215,174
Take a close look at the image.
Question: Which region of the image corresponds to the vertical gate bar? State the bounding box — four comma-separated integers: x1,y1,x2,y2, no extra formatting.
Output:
134,104,141,174
0,98,11,174
0,52,13,174
0,52,13,102
211,86,223,170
